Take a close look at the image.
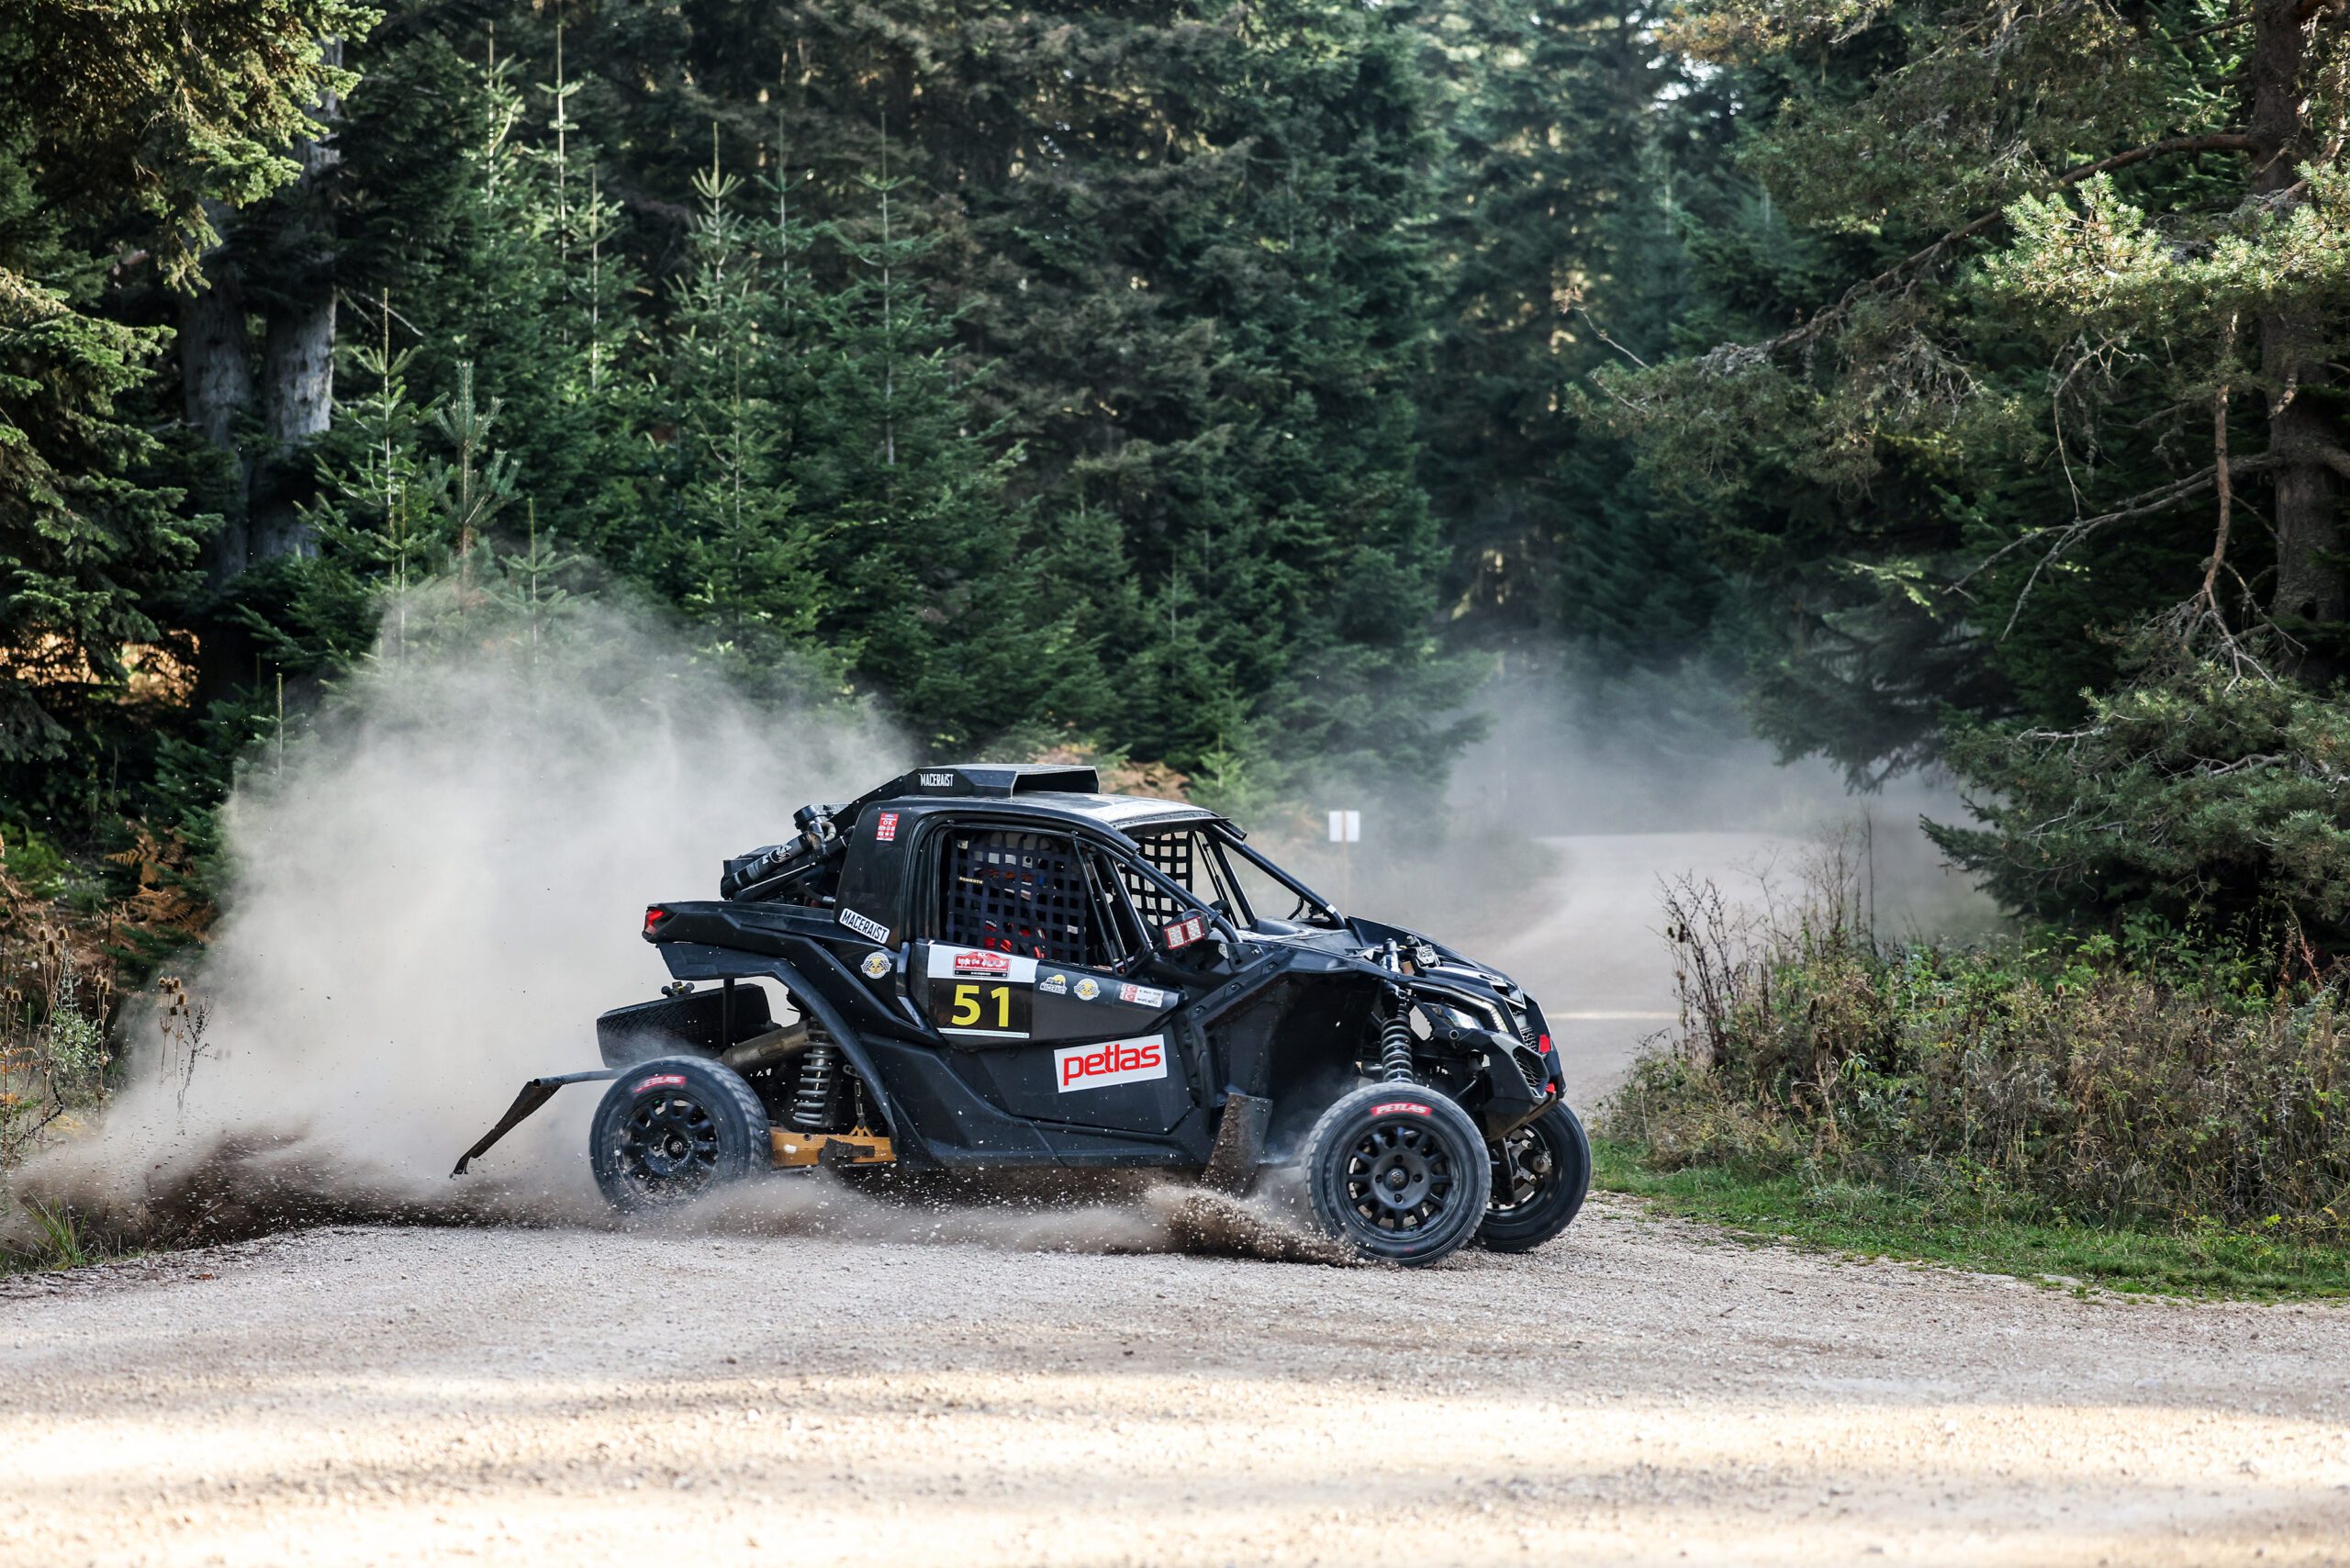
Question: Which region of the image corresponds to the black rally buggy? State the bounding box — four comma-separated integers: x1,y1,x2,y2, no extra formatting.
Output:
455,764,1589,1265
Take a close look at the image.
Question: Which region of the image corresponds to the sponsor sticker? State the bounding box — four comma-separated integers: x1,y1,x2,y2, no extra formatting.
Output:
633,1073,688,1093
1371,1101,1434,1117
925,946,1039,984
1054,1035,1168,1092
874,811,900,844
860,950,894,980
918,771,956,789
1118,982,1168,1009
1163,914,1207,951
1073,977,1101,1002
838,906,890,944
1038,972,1069,995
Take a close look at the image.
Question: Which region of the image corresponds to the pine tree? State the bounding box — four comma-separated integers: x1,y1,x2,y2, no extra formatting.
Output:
793,141,1109,749
636,145,825,689
0,3,364,822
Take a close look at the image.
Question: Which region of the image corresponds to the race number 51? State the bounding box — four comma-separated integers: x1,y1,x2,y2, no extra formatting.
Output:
949,982,1013,1029
943,980,1031,1036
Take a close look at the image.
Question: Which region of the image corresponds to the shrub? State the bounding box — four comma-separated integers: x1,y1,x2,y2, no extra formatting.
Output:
1609,856,2350,1243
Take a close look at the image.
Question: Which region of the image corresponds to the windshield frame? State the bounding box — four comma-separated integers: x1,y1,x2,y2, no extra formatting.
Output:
1210,823,1343,927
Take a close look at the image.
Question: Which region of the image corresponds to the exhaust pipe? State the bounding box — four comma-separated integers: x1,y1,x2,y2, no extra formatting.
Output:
720,1018,810,1075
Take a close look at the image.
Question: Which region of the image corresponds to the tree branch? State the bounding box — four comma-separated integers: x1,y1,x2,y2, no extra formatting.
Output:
2199,312,2238,616
1949,454,2278,638
1751,133,2262,356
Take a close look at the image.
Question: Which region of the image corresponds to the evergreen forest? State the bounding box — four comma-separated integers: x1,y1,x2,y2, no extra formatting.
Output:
11,0,2350,963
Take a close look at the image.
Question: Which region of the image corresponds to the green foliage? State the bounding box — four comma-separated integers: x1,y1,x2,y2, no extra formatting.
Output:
0,2,374,286
1416,0,1737,657
1585,0,2350,787
1931,636,2350,947
1609,864,2350,1249
0,5,364,817
28,0,2350,975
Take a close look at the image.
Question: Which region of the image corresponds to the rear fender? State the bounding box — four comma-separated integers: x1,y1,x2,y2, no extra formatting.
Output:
655,940,935,1167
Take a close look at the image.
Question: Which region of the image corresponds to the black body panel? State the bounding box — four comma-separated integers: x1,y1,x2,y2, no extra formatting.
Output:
595,985,772,1068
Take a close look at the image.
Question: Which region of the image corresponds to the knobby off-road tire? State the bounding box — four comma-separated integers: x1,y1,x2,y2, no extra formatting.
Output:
1476,1101,1592,1253
590,1055,771,1214
1302,1083,1492,1266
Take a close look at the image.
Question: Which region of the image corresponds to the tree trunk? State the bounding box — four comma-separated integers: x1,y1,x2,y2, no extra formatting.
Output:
2251,0,2344,667
251,38,344,564
178,216,253,589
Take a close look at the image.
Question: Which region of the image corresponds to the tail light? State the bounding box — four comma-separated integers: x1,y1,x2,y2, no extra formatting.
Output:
643,905,670,938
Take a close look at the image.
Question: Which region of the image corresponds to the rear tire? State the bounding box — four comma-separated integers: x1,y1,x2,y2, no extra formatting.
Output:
1301,1083,1492,1266
1476,1101,1593,1253
589,1055,770,1214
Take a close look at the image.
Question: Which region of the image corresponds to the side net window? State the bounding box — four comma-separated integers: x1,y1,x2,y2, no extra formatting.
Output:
937,830,1096,966
1123,831,1196,929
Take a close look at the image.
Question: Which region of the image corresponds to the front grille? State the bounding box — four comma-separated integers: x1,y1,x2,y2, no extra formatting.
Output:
1509,1044,1550,1095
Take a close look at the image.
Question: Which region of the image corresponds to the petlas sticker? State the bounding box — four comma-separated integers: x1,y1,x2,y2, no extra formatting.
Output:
1054,1035,1168,1092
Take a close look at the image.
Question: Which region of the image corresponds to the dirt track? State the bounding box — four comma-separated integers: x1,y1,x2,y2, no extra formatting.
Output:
2,1198,2345,1567
3,830,2344,1564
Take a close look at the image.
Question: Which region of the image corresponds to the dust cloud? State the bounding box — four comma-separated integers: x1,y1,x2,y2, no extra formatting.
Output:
15,594,906,1242
1276,655,2003,1095
9,593,1336,1262
11,618,1998,1252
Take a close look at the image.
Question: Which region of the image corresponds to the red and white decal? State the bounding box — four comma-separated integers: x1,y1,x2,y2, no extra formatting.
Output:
1162,914,1207,951
1054,1035,1168,1092
1118,981,1169,1009
874,811,900,844
925,946,1039,983
633,1073,688,1093
1371,1101,1433,1117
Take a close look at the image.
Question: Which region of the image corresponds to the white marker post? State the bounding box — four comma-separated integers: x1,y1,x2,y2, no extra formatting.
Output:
1327,809,1360,913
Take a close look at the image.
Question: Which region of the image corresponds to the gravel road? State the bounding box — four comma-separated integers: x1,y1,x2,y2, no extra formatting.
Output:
3,830,2343,1565
2,1200,2345,1568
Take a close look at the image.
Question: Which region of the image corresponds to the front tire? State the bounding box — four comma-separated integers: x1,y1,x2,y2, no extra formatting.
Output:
1301,1083,1492,1266
589,1055,770,1214
1476,1101,1592,1253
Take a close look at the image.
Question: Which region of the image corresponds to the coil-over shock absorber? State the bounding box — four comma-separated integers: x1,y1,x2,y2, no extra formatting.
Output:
790,1036,843,1130
1378,990,1418,1083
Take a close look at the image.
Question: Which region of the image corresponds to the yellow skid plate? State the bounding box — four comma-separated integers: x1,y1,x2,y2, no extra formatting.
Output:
770,1129,895,1168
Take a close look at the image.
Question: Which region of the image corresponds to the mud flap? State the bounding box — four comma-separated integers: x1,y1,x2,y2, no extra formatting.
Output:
451,1070,619,1176
1200,1092,1270,1194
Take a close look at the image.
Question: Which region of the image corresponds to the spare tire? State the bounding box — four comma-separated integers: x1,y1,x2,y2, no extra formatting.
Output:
1300,1083,1492,1266
589,1055,771,1213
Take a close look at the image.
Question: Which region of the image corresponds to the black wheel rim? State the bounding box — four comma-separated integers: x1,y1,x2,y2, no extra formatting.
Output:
1489,1125,1557,1215
614,1092,722,1197
1340,1119,1460,1235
